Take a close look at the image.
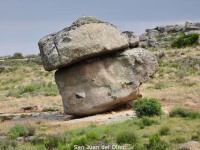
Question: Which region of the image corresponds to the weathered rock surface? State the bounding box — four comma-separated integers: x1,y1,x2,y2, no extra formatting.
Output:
122,31,139,48
147,30,159,39
177,141,200,150
38,17,129,71
55,48,158,116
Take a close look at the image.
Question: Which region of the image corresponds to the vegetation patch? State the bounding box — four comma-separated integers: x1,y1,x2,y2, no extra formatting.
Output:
134,97,162,117
7,79,59,98
116,131,137,145
171,33,199,48
7,125,28,139
159,126,170,136
169,107,200,119
147,134,169,150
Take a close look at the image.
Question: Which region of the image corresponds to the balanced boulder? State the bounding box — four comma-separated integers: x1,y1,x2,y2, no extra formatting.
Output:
55,48,158,116
38,17,129,71
39,16,158,116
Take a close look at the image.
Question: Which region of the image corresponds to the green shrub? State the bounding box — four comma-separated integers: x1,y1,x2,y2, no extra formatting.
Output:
159,126,170,136
171,33,199,48
116,131,137,145
134,98,162,117
169,107,200,119
12,52,24,59
70,136,88,150
147,134,169,150
7,125,28,139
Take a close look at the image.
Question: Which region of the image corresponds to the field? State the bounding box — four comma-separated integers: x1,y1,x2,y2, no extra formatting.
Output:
0,46,200,149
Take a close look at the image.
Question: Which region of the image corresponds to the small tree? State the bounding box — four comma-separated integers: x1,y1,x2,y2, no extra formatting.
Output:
12,52,24,59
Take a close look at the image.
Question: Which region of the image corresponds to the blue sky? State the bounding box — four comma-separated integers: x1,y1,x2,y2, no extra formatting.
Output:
0,0,199,56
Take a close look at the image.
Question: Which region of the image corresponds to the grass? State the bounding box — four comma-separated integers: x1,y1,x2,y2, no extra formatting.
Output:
116,131,137,145
169,107,200,119
0,59,58,100
141,46,200,109
159,126,170,136
0,46,200,149
7,79,59,98
0,116,198,149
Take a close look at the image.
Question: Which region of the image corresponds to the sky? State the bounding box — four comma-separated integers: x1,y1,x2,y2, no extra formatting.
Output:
0,0,200,56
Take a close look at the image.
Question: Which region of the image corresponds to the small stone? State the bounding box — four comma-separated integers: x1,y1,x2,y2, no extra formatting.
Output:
17,137,24,141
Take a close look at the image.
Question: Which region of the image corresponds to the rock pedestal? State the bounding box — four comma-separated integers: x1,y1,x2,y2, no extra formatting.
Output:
38,16,158,116
55,48,158,116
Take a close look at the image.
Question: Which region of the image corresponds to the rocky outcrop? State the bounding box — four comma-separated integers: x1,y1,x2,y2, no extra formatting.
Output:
38,17,129,71
139,22,200,48
177,141,200,150
39,16,158,116
55,48,158,116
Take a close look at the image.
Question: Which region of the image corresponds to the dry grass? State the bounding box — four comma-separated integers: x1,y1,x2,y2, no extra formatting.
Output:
0,117,103,135
0,47,200,150
0,96,62,113
142,46,200,113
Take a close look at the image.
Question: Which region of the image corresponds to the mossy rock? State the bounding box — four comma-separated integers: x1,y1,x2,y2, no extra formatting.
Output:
71,16,104,27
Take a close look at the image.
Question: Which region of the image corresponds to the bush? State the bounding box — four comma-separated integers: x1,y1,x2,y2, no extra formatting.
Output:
12,52,24,59
7,125,28,139
171,33,199,48
147,134,169,150
169,107,200,119
134,98,162,117
116,131,137,145
159,126,170,136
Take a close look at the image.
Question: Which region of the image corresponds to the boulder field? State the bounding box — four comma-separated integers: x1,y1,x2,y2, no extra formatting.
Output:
38,16,158,116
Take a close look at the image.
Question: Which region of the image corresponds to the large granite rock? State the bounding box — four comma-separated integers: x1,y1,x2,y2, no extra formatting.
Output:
122,31,139,48
55,48,158,116
38,17,129,71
